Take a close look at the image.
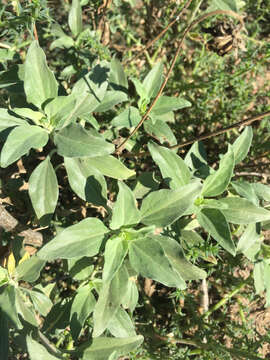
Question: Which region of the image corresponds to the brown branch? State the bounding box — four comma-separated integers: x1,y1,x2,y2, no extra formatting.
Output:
115,9,244,155
170,110,270,150
0,205,43,247
33,22,39,41
123,0,193,65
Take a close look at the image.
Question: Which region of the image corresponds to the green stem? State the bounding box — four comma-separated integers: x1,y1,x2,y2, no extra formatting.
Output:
202,280,247,320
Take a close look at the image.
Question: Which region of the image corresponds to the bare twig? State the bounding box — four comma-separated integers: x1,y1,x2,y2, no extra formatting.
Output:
33,22,39,41
123,0,193,65
0,205,43,247
170,110,270,150
200,279,209,314
0,42,12,49
115,10,244,154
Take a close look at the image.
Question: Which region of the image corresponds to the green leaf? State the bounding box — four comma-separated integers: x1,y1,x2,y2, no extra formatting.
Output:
0,311,8,360
141,181,202,227
254,262,264,294
70,285,96,339
15,256,45,283
208,0,245,12
26,336,60,360
29,289,53,316
237,223,260,254
219,197,270,224
253,183,270,202
64,157,107,206
197,208,236,255
111,106,141,129
108,307,136,338
54,123,114,157
129,236,186,288
0,64,20,87
42,300,72,333
109,58,128,92
0,285,21,328
50,35,75,50
0,267,8,286
93,265,129,337
82,335,143,360
231,126,253,164
264,264,270,307
148,142,191,189
50,24,75,49
12,108,44,124
149,111,174,123
0,125,49,168
44,95,76,129
68,0,83,37
95,91,128,112
110,181,141,230
154,235,206,280
86,155,135,179
121,278,138,312
16,288,38,326
184,141,209,175
130,78,148,100
103,236,128,282
142,62,163,99
202,147,234,197
144,118,177,145
71,62,109,117
29,157,59,222
0,108,26,132
180,229,204,246
68,257,94,280
243,239,261,261
37,218,109,260
132,171,159,199
231,181,258,205
24,41,58,109
151,95,191,115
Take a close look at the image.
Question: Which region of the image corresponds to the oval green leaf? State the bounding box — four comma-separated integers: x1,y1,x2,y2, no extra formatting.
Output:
64,157,107,206
148,142,191,189
0,125,49,168
129,236,186,289
24,41,58,109
54,123,114,158
82,335,143,360
141,181,202,227
154,235,206,280
37,218,109,260
232,126,253,165
202,147,234,197
197,208,236,255
219,197,270,224
86,155,135,180
110,181,141,230
68,0,83,37
29,157,59,222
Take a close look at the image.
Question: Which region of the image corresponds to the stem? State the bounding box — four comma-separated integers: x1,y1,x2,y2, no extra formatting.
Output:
124,0,193,65
202,280,247,320
115,9,244,154
170,110,270,151
38,330,64,358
